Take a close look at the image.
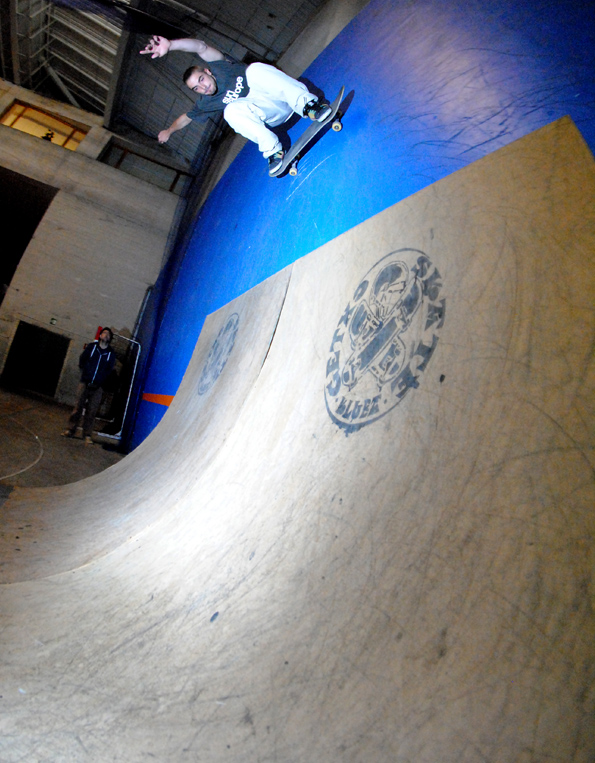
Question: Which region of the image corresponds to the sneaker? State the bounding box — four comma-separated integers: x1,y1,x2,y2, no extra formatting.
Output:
61,429,75,438
268,150,285,176
303,99,331,122
84,436,94,445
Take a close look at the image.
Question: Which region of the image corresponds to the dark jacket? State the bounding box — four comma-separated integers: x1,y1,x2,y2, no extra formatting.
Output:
79,341,115,388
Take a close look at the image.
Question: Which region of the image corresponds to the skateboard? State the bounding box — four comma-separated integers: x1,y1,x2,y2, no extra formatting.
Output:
270,86,345,177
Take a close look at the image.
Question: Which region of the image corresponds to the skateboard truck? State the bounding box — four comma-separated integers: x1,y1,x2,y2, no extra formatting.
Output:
287,112,343,176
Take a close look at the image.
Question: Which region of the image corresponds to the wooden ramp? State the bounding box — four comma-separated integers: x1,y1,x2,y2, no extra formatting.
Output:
0,270,291,582
1,117,594,762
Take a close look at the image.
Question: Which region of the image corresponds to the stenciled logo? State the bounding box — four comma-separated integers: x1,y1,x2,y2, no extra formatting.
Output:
222,76,245,104
198,313,240,395
325,250,445,432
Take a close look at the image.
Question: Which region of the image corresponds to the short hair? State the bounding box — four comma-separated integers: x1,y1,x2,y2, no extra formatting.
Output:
183,65,205,84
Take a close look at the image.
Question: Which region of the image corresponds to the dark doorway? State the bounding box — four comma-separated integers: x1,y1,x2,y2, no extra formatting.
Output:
1,322,70,398
0,167,57,305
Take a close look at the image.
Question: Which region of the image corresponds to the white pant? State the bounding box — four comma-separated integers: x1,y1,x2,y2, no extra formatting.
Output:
223,62,316,157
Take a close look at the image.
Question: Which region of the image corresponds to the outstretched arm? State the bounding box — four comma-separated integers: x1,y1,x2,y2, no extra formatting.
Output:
158,113,193,144
140,36,225,62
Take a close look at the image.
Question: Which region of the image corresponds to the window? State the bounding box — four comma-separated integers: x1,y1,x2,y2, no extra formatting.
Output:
100,142,192,195
1,101,88,150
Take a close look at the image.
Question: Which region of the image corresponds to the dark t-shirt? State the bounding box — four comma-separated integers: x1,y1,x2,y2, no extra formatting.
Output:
186,60,249,123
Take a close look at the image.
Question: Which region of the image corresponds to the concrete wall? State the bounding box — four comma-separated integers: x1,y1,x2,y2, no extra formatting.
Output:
0,81,179,404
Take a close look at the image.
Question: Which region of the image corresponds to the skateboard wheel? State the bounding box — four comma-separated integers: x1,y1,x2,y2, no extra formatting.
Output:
289,166,298,176
332,120,342,132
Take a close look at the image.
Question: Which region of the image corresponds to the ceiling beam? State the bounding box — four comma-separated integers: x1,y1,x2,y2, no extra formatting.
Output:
9,0,20,84
50,35,115,74
43,59,82,107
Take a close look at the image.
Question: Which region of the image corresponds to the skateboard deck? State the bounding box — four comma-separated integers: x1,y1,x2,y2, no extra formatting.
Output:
270,86,345,177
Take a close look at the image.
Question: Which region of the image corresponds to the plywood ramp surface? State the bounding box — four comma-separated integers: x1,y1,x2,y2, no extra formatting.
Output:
0,269,291,581
1,117,594,762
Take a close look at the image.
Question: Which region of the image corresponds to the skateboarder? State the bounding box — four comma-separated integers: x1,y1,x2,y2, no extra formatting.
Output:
140,35,331,175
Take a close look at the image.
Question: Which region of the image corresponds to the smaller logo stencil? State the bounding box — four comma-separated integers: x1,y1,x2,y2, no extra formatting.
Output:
198,313,240,395
325,250,445,432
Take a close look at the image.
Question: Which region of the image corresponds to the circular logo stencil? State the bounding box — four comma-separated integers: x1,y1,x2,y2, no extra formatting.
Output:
198,313,239,395
325,250,445,432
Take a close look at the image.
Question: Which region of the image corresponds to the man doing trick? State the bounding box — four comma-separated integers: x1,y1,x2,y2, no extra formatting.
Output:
140,36,331,175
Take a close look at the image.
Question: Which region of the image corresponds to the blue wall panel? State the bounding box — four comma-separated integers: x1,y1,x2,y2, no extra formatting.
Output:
130,0,595,447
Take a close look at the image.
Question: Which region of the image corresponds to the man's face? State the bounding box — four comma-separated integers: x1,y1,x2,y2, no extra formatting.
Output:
99,329,111,343
186,68,217,96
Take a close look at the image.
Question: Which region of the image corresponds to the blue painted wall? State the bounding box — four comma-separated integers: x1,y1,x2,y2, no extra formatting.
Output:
129,0,595,448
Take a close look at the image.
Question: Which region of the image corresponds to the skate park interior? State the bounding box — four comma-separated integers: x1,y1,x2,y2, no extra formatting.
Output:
131,0,595,445
1,0,595,760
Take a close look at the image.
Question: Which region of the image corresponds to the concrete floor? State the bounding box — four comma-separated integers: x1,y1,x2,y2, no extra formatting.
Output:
0,387,124,489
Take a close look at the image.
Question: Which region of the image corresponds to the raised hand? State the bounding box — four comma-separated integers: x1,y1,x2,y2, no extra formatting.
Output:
140,36,171,59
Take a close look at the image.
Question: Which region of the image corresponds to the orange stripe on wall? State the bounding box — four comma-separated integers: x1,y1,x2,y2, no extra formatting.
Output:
142,393,175,407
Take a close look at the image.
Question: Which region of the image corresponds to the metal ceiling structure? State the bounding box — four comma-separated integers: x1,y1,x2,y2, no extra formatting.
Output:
0,0,329,117
1,0,123,113
0,0,333,221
